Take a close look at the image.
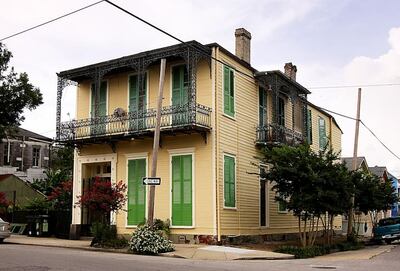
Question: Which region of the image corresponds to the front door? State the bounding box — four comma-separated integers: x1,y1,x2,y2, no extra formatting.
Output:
127,159,146,226
171,154,192,226
90,81,107,136
172,65,189,125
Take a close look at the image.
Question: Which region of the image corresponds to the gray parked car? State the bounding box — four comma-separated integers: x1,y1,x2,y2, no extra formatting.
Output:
0,218,11,243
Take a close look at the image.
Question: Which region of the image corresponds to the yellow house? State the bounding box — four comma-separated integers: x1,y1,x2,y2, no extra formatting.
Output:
56,28,342,242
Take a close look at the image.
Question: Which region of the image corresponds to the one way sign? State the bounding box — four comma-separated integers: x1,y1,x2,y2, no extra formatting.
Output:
142,177,161,185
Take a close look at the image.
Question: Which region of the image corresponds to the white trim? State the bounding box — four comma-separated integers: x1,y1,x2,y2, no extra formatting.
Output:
211,47,217,235
127,71,149,112
125,155,148,228
74,153,118,225
167,147,195,155
169,151,195,228
221,64,236,120
169,62,187,107
222,153,237,210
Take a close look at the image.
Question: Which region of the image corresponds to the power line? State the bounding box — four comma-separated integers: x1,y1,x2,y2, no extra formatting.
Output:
308,83,400,89
0,0,105,42
360,120,400,161
315,106,358,121
103,0,256,83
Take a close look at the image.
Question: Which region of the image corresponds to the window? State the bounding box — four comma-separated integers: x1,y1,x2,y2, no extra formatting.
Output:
223,66,235,117
259,88,267,126
3,142,10,166
307,109,313,144
277,194,288,213
260,166,268,226
32,146,40,167
318,117,327,150
278,97,285,126
224,155,236,208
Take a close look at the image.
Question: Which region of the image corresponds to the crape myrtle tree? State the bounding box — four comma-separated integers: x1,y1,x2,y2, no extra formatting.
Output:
0,42,43,138
352,171,398,229
259,144,353,247
77,177,127,224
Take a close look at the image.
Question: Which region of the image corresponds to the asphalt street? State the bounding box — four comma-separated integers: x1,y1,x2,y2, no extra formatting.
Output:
0,243,398,271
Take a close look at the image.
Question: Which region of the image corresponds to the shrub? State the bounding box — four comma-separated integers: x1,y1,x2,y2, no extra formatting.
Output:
129,225,174,255
275,245,330,259
91,222,127,248
275,241,364,259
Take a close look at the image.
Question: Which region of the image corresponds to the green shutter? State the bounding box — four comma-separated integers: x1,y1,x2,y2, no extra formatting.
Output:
90,82,107,117
172,66,182,106
259,88,267,126
223,66,235,117
319,117,326,150
129,74,147,112
224,155,235,208
127,159,146,226
307,109,312,144
172,155,192,226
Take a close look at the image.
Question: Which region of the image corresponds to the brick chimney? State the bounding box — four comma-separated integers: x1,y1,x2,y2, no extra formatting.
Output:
235,28,252,64
284,62,297,81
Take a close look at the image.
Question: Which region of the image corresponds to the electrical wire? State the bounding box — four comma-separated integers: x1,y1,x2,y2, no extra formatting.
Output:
0,0,105,42
308,83,400,89
360,120,400,161
103,0,256,83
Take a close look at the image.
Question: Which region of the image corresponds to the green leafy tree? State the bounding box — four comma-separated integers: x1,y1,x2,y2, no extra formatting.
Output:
260,144,353,247
0,42,43,137
50,146,74,178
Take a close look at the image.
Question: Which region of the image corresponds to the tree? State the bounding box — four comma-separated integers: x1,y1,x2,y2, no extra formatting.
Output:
353,172,398,227
47,180,73,211
50,146,74,178
31,169,69,196
260,144,353,247
0,192,9,214
0,42,43,138
77,177,127,223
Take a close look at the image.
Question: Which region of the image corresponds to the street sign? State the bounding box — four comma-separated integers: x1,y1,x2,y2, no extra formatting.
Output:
142,177,161,185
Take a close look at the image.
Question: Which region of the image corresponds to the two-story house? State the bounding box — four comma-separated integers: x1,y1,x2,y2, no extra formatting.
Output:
0,128,52,183
57,28,342,242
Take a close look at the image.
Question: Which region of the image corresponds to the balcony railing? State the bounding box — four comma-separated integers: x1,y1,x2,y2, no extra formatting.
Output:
59,103,212,142
256,124,304,146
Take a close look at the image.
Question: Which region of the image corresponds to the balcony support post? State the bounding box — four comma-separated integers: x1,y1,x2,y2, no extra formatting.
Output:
56,75,77,141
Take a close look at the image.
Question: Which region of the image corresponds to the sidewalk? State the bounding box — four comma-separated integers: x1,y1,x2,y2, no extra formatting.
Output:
316,245,396,261
5,234,294,260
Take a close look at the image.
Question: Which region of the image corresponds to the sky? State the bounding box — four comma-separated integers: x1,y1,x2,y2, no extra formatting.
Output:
1,0,400,176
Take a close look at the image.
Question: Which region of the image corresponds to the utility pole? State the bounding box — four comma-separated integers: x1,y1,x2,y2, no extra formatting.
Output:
147,58,166,227
348,88,362,239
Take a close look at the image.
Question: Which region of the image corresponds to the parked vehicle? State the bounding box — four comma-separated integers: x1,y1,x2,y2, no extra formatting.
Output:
373,216,400,244
0,218,11,243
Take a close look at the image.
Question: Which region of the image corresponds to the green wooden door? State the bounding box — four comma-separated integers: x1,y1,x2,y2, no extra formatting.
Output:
172,65,189,125
127,159,146,226
129,74,147,131
90,81,107,135
172,155,192,226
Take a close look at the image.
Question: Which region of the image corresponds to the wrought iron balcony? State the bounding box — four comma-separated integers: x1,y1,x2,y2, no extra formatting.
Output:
59,103,212,144
256,124,304,146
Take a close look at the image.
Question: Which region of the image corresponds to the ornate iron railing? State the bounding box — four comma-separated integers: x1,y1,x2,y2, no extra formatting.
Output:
59,103,212,142
256,124,304,146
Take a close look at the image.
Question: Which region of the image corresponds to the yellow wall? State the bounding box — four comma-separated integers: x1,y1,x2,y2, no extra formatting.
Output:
308,105,342,155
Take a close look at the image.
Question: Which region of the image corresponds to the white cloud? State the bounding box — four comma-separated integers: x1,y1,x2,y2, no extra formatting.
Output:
307,27,400,176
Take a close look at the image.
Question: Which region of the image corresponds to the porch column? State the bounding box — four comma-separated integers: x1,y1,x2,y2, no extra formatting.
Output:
70,149,82,239
110,156,118,226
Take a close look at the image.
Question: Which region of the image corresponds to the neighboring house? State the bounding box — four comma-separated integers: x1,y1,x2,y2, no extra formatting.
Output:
387,172,398,217
0,128,52,183
56,28,342,242
341,156,373,236
0,174,46,208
